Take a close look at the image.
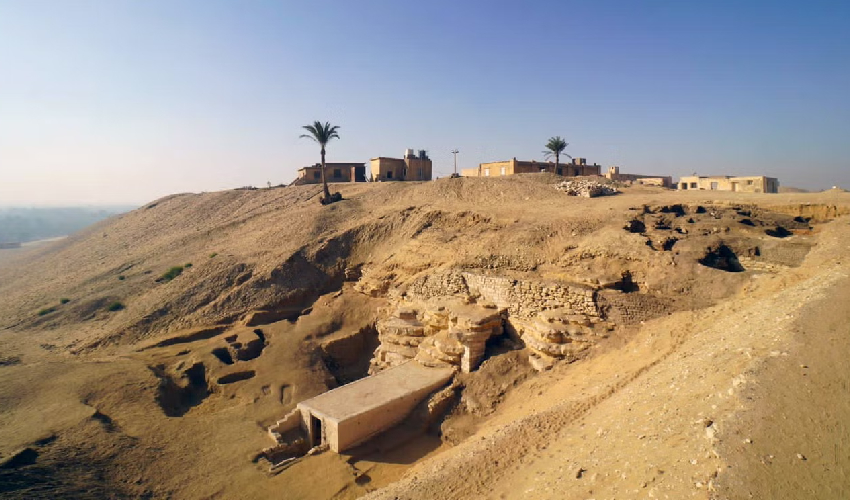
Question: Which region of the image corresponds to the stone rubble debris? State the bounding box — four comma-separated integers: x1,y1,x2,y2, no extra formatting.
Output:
556,179,619,198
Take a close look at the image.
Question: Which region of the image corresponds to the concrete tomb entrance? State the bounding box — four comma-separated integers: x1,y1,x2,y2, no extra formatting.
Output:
296,361,454,453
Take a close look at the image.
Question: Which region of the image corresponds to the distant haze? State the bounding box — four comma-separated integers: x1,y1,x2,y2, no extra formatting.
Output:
1,1,848,206
0,206,135,244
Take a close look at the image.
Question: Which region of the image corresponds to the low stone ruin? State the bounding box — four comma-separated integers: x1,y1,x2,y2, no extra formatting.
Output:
556,179,618,198
371,298,504,374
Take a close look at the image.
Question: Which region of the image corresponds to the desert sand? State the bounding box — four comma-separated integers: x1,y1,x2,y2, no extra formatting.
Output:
1,175,848,499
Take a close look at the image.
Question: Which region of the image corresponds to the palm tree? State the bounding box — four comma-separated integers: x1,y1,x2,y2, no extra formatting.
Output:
300,121,341,203
543,136,571,176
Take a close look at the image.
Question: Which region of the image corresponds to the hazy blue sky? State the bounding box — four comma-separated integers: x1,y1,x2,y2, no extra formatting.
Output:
1,0,848,205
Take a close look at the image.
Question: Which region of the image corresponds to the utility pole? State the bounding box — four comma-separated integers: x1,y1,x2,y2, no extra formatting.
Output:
451,149,459,176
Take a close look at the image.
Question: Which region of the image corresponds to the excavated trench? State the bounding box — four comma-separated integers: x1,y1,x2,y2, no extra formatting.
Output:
320,324,380,386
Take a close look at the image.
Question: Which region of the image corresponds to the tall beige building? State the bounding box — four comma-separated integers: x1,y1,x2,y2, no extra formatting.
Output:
370,149,433,181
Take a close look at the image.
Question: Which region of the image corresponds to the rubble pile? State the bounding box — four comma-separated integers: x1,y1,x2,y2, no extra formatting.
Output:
556,179,619,198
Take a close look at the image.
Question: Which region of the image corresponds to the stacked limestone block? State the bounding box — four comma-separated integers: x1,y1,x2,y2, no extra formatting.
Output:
369,307,426,373
372,299,504,374
416,330,464,370
513,308,597,371
454,303,503,373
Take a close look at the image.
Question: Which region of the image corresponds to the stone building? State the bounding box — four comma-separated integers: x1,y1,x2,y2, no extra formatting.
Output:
268,361,453,454
370,149,432,181
605,166,673,188
295,163,366,184
677,175,779,193
461,157,601,178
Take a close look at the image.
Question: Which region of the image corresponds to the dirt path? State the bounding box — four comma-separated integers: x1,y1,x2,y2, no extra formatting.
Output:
714,274,850,498
364,218,850,499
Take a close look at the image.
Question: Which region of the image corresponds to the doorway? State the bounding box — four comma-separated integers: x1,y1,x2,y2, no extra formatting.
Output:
310,415,323,447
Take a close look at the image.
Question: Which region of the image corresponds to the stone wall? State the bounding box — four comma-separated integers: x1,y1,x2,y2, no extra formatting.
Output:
407,271,599,319
596,289,670,325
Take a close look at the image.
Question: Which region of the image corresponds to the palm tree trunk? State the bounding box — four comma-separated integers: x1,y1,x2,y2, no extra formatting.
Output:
555,152,560,176
321,147,330,200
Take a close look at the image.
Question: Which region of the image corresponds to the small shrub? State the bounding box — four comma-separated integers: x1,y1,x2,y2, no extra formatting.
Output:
184,263,192,268
158,266,184,282
107,301,125,312
59,298,70,304
38,307,56,316
118,275,126,281
209,252,218,258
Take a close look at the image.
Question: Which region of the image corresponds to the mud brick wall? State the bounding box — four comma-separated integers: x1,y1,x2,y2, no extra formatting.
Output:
596,289,670,325
758,241,811,268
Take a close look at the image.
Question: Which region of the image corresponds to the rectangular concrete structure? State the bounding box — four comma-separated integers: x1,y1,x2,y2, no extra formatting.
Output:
295,163,366,184
677,175,779,193
297,361,454,452
463,157,601,178
369,150,433,182
605,166,673,188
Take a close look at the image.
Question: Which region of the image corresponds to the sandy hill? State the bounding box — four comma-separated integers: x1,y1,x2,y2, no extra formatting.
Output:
1,177,849,499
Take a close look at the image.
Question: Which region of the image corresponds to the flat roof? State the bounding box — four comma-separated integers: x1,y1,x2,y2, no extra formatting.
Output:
298,163,364,171
298,361,453,422
680,175,775,180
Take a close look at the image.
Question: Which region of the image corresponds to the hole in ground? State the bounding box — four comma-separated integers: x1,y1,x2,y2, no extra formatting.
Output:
614,271,640,292
624,219,646,233
699,245,745,272
150,362,211,417
280,384,293,405
211,347,234,365
659,204,686,216
235,338,265,361
217,370,256,385
320,324,379,386
661,237,678,251
766,226,793,238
